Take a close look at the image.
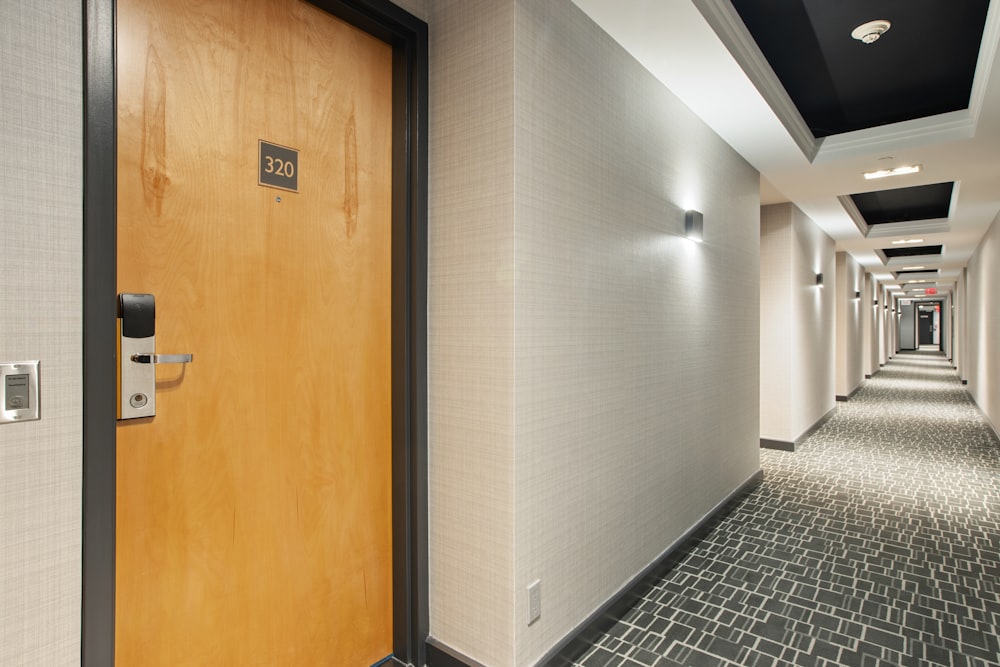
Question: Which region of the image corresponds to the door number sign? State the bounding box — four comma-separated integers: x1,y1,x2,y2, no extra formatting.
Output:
259,140,298,192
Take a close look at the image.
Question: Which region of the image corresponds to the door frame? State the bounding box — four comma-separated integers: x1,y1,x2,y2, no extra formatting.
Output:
81,0,429,664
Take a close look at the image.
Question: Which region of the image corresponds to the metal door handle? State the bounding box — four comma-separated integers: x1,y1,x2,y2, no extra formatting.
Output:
118,293,194,420
131,353,193,364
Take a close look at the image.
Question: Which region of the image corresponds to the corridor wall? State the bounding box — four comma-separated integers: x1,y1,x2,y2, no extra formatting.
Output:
955,269,968,383
760,203,835,449
835,252,864,399
966,212,1000,437
0,4,83,664
427,1,761,664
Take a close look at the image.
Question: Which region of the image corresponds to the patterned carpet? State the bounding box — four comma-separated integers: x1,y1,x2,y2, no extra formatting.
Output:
564,350,1000,667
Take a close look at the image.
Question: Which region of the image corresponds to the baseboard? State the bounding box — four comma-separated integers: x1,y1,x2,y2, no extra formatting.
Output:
761,407,836,452
538,469,763,666
965,391,1000,445
425,471,765,667
759,437,794,451
425,638,487,667
836,384,862,402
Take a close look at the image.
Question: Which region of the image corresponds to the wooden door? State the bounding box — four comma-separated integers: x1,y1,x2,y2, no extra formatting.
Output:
114,0,393,664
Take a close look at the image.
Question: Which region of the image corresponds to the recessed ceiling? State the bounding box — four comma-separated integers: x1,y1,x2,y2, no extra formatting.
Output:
882,244,943,259
894,269,939,277
849,182,954,225
568,0,1000,300
729,0,990,137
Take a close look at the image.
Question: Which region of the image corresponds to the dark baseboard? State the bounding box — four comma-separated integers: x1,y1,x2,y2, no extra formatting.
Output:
836,383,862,402
425,471,765,667
966,392,1000,444
761,407,836,452
539,470,763,666
426,638,487,667
760,438,795,451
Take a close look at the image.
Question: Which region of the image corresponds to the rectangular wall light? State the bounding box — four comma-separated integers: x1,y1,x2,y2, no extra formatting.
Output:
684,210,703,242
815,273,824,286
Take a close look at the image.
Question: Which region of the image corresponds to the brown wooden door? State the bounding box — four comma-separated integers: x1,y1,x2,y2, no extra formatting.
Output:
114,0,393,664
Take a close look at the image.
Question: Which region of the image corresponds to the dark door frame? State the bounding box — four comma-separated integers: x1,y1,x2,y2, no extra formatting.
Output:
81,1,428,664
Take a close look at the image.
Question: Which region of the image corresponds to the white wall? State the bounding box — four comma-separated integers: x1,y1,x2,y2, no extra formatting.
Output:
835,252,863,398
862,273,880,378
0,4,83,665
966,213,1000,436
955,269,968,381
427,0,517,663
428,1,761,664
760,203,835,445
512,2,760,663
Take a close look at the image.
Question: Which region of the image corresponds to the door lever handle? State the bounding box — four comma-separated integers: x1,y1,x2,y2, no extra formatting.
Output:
131,353,194,364
118,292,194,420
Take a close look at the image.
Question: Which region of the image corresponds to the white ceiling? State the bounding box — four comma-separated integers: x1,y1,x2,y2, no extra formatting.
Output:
570,0,1000,297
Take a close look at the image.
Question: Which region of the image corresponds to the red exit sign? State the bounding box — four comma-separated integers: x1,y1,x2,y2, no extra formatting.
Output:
926,287,938,295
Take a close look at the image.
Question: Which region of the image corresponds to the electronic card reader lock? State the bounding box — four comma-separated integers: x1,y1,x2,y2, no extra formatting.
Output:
118,293,193,420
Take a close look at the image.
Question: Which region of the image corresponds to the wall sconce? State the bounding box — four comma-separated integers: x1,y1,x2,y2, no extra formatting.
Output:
684,210,703,243
874,299,879,306
815,273,824,287
855,291,861,299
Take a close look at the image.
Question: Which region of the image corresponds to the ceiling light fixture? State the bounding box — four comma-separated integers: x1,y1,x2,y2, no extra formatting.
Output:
863,164,921,180
901,266,926,270
851,19,891,44
891,238,924,245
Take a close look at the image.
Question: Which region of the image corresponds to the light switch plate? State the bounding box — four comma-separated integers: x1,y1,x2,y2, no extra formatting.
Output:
1,361,40,424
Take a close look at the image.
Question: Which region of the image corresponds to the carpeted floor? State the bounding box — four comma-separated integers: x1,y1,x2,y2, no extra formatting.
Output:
566,350,1000,667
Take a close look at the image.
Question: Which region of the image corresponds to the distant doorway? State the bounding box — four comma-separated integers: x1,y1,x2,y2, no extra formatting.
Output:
919,312,934,346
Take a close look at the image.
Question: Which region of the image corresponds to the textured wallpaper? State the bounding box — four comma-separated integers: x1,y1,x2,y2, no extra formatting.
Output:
427,0,760,664
512,2,760,663
760,206,794,441
955,270,968,381
966,213,1000,436
835,251,863,398
0,2,83,665
427,0,518,664
790,205,836,441
760,203,835,444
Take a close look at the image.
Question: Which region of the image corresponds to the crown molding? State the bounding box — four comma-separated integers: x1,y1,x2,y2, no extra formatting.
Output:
691,0,819,162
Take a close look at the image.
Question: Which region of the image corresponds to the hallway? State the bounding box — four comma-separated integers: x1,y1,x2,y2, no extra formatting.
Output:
566,350,1000,667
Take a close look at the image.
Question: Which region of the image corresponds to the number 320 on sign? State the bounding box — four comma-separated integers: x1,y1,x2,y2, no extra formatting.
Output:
258,140,299,193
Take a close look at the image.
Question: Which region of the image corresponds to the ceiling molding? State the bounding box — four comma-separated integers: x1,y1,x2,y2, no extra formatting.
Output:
814,112,976,164
969,0,1000,122
865,218,951,239
815,5,1000,164
837,195,869,236
883,252,947,267
691,0,819,162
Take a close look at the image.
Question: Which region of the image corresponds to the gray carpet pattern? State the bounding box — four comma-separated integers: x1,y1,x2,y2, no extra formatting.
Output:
569,350,1000,667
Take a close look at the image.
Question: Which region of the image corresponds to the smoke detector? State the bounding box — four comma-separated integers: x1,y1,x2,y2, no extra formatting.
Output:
852,20,891,44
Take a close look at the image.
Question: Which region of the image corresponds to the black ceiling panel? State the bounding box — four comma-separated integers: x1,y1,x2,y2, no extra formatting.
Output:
895,269,939,276
882,244,943,259
730,0,989,137
850,182,954,225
